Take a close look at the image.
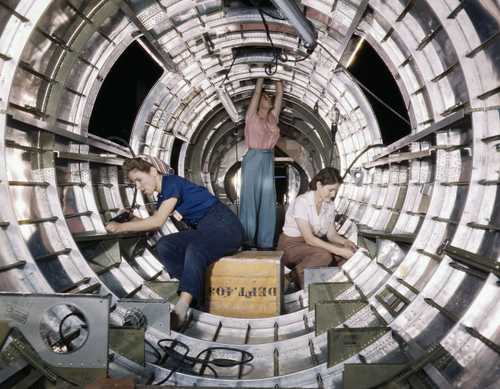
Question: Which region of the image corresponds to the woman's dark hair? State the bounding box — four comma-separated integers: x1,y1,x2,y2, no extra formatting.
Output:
122,158,154,176
308,167,343,190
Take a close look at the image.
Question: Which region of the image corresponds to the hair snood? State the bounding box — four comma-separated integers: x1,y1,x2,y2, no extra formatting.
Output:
308,167,343,190
122,155,174,176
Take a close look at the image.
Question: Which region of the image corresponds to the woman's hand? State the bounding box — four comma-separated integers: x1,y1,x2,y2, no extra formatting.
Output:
339,246,355,260
105,221,127,233
343,240,357,252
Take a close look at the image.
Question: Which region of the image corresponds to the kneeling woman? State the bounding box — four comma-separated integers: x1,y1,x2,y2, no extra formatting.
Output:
106,158,243,327
277,167,356,289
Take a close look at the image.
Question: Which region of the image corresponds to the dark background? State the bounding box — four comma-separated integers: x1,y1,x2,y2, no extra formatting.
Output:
88,40,163,142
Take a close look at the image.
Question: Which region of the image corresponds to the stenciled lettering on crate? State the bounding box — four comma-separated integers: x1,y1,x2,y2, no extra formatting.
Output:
205,251,284,318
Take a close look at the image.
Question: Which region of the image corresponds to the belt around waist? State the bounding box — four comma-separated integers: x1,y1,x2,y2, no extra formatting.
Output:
189,200,221,227
247,148,273,153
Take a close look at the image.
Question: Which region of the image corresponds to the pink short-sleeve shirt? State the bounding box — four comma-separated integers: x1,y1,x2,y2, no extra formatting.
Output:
244,111,280,149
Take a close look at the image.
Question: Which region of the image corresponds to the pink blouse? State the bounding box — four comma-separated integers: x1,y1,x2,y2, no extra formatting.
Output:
244,111,280,149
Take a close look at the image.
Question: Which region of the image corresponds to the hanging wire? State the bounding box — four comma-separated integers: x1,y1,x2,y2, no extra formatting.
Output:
316,41,412,127
257,5,313,69
219,53,238,88
341,143,384,180
257,7,279,75
241,0,412,128
251,3,410,127
247,0,286,20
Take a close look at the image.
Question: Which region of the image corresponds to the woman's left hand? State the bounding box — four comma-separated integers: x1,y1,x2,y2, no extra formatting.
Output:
344,240,357,252
105,221,126,233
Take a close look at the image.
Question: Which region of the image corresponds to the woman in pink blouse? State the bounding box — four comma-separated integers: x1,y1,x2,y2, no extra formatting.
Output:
240,78,283,249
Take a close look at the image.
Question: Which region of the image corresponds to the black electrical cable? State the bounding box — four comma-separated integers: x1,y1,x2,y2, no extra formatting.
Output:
194,346,254,368
156,338,217,378
219,53,238,87
316,41,412,128
341,143,384,180
203,32,216,54
257,8,279,75
257,6,313,70
291,50,313,63
247,0,286,20
155,338,197,385
329,119,338,166
151,338,254,385
145,338,162,364
58,311,87,350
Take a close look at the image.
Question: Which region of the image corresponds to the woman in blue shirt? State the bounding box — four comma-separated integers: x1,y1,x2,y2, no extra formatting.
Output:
106,157,243,328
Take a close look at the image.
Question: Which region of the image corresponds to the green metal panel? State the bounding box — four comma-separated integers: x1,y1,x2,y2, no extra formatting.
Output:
109,327,145,366
0,331,107,386
308,282,353,311
343,363,407,389
0,331,57,382
327,327,390,367
0,321,10,348
386,185,408,232
315,300,368,335
8,369,44,388
357,235,378,258
79,240,122,274
144,280,180,304
50,367,107,387
119,236,147,259
375,286,409,318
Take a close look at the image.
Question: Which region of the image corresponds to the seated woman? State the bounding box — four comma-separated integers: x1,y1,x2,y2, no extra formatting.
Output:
106,157,243,328
277,167,356,289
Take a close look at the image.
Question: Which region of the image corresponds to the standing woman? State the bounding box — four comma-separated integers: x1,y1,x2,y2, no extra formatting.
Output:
240,77,283,249
106,157,243,328
277,168,356,289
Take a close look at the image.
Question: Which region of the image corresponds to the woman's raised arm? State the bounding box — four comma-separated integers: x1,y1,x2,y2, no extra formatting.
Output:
246,77,264,119
271,79,284,118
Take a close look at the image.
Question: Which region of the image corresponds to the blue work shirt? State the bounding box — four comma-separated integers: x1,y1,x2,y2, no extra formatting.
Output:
156,175,217,226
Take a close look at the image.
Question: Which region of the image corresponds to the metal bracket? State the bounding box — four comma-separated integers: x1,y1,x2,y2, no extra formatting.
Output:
144,280,180,304
315,300,368,335
117,299,170,335
308,282,353,311
109,327,145,366
0,293,110,385
343,363,407,389
327,327,390,367
119,235,148,261
357,234,378,259
304,267,342,290
79,239,122,275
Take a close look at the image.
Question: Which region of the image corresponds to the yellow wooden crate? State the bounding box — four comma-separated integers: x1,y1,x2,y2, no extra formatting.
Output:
205,251,284,318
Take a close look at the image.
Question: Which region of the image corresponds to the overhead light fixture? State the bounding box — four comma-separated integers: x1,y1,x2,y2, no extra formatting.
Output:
270,0,318,53
346,37,365,68
216,86,240,123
